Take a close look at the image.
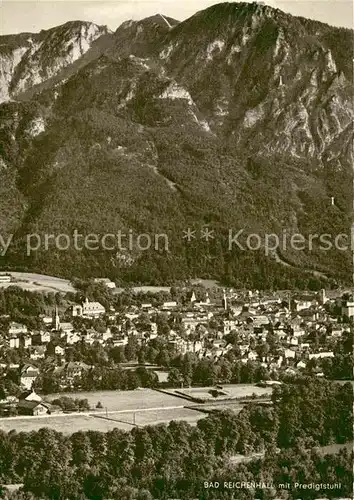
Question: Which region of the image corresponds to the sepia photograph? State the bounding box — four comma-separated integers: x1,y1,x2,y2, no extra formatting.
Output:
0,0,353,498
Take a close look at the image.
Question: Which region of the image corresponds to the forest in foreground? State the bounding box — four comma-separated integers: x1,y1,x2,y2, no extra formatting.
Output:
0,378,352,499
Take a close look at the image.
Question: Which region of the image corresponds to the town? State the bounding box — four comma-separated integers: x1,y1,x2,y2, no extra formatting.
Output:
0,272,352,417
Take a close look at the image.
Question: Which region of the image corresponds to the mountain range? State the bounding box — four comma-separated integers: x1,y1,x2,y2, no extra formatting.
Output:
0,2,353,288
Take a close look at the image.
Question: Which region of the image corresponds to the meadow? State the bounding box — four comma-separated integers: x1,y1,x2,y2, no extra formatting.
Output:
95,407,206,427
45,388,186,411
174,384,273,401
0,406,206,434
0,272,75,293
0,414,133,434
0,386,273,434
315,441,354,456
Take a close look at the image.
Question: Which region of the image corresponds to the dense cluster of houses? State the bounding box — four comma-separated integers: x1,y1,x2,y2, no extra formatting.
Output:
0,288,352,395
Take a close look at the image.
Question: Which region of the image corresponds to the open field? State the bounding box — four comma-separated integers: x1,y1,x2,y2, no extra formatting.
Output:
45,388,189,412
0,414,134,434
229,451,265,464
190,279,220,288
0,405,206,434
46,385,272,410
228,442,354,466
315,442,353,456
0,409,205,434
0,272,75,293
96,407,206,427
173,384,273,402
0,385,274,434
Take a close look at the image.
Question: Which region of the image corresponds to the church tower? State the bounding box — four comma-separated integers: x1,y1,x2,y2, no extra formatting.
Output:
318,288,326,305
222,290,227,311
53,305,60,330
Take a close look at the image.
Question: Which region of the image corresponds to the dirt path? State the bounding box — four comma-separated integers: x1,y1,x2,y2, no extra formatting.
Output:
273,249,329,280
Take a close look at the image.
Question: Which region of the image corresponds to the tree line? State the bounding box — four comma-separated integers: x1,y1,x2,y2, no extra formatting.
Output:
0,378,352,499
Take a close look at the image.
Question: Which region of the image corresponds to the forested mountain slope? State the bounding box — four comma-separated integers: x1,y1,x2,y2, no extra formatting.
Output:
0,3,352,288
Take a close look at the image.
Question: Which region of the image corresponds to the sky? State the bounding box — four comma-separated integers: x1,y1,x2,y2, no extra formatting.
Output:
0,0,353,35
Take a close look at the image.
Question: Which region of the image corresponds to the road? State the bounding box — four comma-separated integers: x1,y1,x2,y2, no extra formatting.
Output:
274,249,329,279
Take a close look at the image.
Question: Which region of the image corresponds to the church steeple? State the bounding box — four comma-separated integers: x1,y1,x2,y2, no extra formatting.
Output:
222,289,227,311
53,305,60,330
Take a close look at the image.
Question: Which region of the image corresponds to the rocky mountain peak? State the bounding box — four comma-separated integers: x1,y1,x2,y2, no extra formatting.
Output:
108,14,179,60
118,14,178,31
0,20,111,103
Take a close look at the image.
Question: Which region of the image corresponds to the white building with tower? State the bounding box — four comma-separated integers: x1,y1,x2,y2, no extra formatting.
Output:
72,298,106,319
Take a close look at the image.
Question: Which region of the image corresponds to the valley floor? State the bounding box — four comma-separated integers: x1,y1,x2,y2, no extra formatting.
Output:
0,384,267,434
